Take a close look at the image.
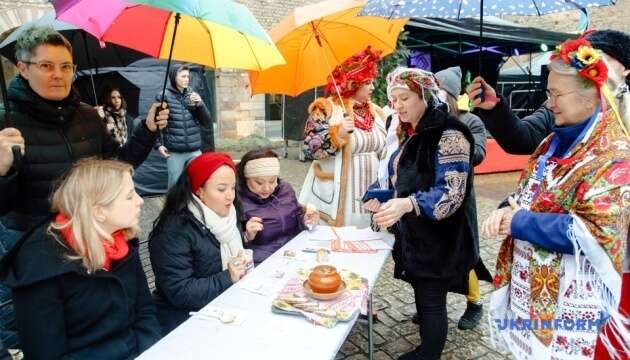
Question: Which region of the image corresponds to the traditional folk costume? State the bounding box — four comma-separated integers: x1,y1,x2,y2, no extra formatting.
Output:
299,47,386,227
490,37,630,360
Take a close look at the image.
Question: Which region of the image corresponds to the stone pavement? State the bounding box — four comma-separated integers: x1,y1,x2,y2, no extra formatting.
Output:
138,146,521,360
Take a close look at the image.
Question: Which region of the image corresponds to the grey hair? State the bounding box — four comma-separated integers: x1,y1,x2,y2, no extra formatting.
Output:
15,26,72,62
548,59,598,98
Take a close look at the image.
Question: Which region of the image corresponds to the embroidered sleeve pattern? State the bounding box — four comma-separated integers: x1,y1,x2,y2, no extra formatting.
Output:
413,130,471,221
302,113,340,160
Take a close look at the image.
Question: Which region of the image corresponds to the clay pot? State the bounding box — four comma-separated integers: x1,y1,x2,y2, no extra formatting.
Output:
308,265,342,293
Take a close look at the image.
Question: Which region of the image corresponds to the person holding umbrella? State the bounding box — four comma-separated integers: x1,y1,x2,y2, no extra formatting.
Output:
299,46,387,227
0,26,168,353
0,25,169,237
155,63,213,189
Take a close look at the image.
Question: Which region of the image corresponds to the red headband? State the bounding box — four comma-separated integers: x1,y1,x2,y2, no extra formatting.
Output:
187,152,236,193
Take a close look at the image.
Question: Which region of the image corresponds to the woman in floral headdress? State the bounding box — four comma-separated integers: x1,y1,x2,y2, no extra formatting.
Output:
299,46,387,227
484,36,630,360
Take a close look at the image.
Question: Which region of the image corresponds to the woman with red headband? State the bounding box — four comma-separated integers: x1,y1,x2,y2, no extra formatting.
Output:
299,46,387,227
484,36,630,360
149,152,246,335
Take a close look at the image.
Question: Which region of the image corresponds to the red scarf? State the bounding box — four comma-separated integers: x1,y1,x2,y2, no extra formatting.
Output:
352,102,374,131
55,213,129,271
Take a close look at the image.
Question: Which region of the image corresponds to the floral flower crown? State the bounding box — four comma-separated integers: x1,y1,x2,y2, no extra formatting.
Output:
551,37,608,88
325,46,382,98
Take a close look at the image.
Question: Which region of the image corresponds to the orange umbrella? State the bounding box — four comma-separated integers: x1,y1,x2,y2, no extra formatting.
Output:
248,0,406,97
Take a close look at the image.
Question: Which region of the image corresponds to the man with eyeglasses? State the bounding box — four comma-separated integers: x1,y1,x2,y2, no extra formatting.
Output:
0,25,171,235
465,29,630,155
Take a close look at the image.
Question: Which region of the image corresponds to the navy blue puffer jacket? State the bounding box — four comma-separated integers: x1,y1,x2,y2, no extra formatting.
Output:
156,65,211,153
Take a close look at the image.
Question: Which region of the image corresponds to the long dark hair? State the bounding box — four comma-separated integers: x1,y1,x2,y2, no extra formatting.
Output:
150,168,197,238
236,148,280,191
101,86,127,110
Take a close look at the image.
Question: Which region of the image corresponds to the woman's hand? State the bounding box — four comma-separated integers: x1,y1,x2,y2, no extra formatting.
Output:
481,197,521,238
245,217,264,242
466,76,499,110
362,199,381,213
303,204,319,227
373,198,413,228
227,251,246,283
158,145,170,158
145,102,169,132
189,92,202,106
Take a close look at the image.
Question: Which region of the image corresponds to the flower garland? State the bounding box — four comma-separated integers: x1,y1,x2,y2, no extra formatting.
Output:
550,36,629,139
551,37,608,88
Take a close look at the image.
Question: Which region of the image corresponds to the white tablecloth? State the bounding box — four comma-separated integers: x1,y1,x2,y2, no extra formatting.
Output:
137,228,393,360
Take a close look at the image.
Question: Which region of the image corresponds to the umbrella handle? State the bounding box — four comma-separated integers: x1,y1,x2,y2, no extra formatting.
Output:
11,145,22,173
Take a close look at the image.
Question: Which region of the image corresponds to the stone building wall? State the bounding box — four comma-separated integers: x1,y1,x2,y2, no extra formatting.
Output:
214,0,317,138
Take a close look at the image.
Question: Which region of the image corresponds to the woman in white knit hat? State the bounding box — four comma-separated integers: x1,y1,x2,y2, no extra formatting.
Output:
237,149,319,264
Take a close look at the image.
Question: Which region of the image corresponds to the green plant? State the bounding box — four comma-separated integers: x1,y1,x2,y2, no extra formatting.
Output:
372,31,410,107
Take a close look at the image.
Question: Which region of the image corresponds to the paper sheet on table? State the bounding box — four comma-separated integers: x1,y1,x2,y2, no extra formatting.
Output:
330,238,392,253
307,226,383,241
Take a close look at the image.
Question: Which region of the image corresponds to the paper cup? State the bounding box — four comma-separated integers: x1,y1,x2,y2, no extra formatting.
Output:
243,249,254,274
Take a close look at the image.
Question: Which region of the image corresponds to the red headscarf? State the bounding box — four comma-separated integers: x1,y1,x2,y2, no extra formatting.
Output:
187,152,236,193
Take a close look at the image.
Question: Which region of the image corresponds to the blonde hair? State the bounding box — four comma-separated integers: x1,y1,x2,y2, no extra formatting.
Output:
49,158,135,273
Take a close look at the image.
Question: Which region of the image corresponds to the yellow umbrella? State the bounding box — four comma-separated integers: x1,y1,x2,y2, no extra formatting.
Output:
248,0,406,97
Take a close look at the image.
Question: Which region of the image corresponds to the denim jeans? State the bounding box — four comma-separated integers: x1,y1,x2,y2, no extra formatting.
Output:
0,222,23,352
166,150,201,189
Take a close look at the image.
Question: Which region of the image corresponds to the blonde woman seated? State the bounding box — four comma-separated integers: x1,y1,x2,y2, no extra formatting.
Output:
149,152,246,335
0,159,160,359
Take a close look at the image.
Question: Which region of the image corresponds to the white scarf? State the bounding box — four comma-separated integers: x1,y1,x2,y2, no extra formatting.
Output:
377,113,400,188
188,194,244,270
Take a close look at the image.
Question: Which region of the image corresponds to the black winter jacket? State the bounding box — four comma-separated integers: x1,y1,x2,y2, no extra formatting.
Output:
155,67,212,153
391,108,477,293
0,220,161,360
0,76,156,232
473,96,554,155
149,211,234,335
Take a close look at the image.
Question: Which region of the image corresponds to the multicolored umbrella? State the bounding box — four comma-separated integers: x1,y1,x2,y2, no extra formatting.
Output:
248,0,406,97
51,0,285,71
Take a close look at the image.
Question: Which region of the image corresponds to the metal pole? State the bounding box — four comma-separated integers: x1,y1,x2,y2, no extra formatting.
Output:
368,292,374,360
0,60,22,171
478,0,484,76
158,13,182,143
281,95,287,158
81,31,98,105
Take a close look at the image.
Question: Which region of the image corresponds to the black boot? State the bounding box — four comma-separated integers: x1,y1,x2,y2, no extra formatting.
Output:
457,302,483,330
411,312,420,325
398,346,420,360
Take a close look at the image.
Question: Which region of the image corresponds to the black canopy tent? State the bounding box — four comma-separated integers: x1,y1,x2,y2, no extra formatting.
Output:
404,16,572,83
